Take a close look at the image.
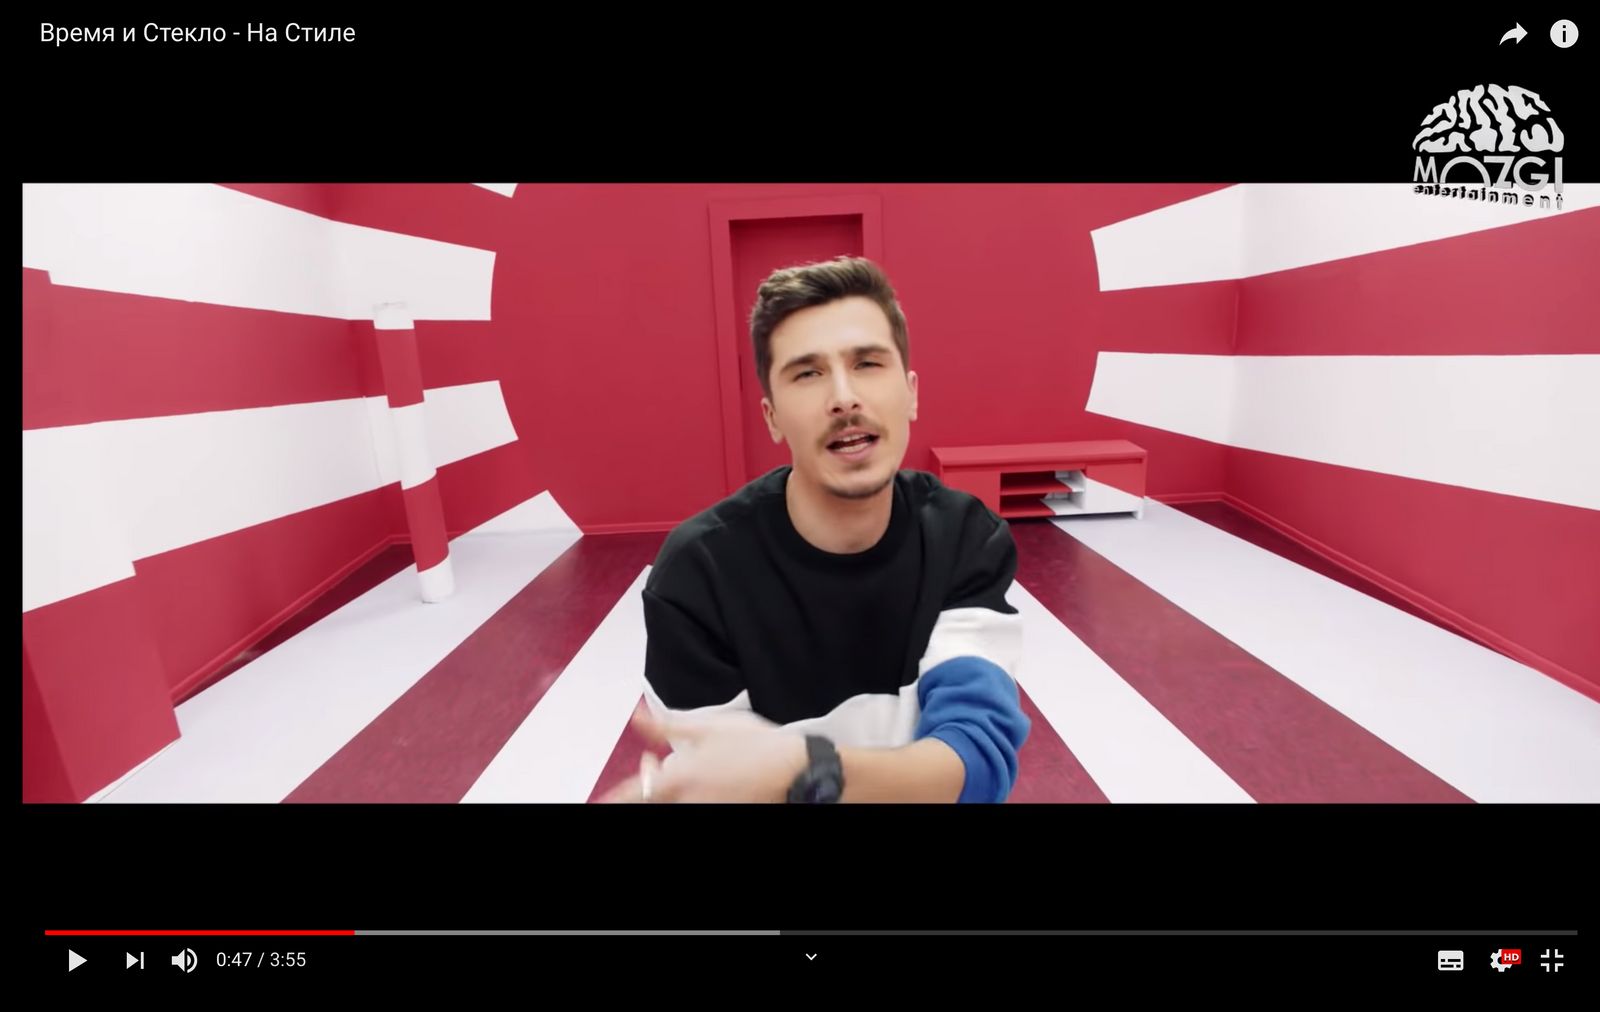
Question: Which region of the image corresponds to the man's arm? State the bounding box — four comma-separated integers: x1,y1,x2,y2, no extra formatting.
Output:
599,705,967,803
602,662,1026,803
836,739,966,803
876,504,1030,803
839,646,1030,803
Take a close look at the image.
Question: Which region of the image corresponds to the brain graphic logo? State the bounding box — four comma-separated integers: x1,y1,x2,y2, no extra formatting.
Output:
1412,85,1564,154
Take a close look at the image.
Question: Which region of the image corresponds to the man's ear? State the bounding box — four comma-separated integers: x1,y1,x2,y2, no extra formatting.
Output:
907,370,919,423
761,397,785,444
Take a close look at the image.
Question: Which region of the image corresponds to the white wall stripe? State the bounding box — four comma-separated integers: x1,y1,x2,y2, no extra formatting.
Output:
1091,183,1600,291
22,426,139,609
1085,353,1237,445
473,184,518,197
1091,185,1247,292
1006,583,1254,803
92,493,579,802
23,382,520,612
468,489,581,535
463,566,654,803
410,382,518,476
373,302,415,330
22,183,495,320
1085,352,1600,511
1052,502,1600,802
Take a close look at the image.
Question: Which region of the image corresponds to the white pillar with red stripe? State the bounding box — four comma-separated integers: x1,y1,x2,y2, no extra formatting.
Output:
373,302,455,603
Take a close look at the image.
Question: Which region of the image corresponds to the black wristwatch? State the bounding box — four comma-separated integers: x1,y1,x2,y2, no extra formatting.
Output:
786,735,844,803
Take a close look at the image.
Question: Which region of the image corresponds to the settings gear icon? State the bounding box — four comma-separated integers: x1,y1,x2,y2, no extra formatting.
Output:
1490,949,1512,971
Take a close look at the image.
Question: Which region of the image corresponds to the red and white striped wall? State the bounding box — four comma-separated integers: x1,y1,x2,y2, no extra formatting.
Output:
22,183,551,803
1087,184,1600,693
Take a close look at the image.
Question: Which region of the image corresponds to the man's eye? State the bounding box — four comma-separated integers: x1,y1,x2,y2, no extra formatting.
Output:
795,370,818,380
857,361,881,368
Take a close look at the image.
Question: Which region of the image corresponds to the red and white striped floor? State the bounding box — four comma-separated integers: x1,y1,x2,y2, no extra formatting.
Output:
88,493,1600,804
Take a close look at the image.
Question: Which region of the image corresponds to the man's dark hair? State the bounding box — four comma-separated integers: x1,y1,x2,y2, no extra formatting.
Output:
749,256,909,398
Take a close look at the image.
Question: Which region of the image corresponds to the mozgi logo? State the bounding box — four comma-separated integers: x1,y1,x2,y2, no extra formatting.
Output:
1412,84,1566,210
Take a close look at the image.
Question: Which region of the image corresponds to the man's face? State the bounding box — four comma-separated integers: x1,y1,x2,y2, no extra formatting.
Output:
761,296,918,500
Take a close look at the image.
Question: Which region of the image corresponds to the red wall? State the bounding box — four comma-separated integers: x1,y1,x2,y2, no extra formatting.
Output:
330,183,1238,531
1230,209,1600,688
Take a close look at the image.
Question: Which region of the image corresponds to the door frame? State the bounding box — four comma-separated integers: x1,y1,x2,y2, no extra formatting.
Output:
708,194,885,495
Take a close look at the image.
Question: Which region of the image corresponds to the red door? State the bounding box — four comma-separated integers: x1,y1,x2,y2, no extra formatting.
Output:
729,215,864,484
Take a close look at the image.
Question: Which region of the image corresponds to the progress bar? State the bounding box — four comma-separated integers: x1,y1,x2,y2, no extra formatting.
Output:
46,929,1579,936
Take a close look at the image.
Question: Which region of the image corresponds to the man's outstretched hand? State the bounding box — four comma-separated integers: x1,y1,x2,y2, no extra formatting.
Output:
596,704,808,803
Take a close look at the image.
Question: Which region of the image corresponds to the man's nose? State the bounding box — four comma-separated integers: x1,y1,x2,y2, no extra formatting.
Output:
828,370,862,414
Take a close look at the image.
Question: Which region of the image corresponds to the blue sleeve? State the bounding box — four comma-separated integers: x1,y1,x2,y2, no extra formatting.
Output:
915,656,1030,803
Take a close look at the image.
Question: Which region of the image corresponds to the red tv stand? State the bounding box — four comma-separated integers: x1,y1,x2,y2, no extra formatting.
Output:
930,440,1147,521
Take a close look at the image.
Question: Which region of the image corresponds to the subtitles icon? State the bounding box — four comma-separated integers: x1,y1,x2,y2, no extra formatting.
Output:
1437,950,1464,971
1490,948,1522,971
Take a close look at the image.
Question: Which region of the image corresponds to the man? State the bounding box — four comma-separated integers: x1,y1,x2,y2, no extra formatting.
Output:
603,256,1028,803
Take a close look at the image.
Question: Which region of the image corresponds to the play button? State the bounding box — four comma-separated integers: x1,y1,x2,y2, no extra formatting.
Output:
68,950,86,972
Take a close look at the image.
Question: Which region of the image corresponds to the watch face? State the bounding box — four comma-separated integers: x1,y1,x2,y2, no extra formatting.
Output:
789,736,843,803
